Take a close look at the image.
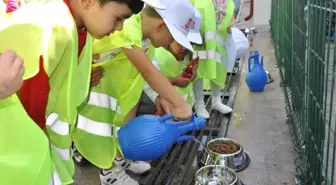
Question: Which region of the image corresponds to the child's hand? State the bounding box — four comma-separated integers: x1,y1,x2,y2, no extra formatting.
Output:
90,66,104,87
171,75,192,88
0,50,24,99
155,96,172,116
190,66,197,80
172,101,192,121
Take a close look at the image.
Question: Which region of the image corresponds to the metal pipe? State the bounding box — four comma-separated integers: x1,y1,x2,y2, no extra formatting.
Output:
244,0,254,21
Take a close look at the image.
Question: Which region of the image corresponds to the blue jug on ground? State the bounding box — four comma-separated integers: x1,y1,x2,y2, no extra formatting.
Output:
245,50,267,92
118,114,206,161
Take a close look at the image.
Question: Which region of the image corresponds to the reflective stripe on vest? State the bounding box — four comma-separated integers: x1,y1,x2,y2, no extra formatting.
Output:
87,91,121,114
75,91,121,136
204,31,225,48
51,144,70,161
195,50,223,64
46,113,71,162
77,115,113,137
48,171,62,185
46,113,70,136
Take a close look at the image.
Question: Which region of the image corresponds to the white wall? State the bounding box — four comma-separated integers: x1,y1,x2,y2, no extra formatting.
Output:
253,0,272,26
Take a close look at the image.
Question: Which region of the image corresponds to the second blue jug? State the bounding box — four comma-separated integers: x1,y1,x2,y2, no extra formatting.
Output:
245,50,267,92
118,114,206,161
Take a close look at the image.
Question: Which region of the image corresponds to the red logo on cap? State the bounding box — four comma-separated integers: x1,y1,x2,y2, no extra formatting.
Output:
191,20,196,29
184,18,193,30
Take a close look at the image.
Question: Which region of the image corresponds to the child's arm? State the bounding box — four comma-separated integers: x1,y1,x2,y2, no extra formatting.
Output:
151,55,191,88
0,50,24,99
123,47,192,120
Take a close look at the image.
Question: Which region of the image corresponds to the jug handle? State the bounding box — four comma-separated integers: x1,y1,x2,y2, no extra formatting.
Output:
261,56,264,68
158,114,174,122
165,114,196,126
176,135,194,144
164,114,205,130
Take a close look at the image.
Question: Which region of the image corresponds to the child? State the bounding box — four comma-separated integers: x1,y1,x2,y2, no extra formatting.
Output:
141,7,203,115
72,0,198,184
0,49,51,185
0,0,164,184
191,0,235,118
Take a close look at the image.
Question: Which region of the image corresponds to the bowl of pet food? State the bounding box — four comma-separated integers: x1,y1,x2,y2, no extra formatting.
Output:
200,138,250,172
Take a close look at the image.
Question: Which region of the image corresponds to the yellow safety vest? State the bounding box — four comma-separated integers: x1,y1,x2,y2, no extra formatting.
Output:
154,47,194,104
0,1,92,184
190,0,234,89
73,13,155,169
0,95,52,185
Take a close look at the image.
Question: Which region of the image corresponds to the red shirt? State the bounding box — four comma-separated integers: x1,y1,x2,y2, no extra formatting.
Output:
19,0,87,129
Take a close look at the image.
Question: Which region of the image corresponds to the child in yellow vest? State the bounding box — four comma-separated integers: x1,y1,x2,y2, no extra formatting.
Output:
0,0,165,184
191,0,235,118
140,7,203,115
73,0,198,184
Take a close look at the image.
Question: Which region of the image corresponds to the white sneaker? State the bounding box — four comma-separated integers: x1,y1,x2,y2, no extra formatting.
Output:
195,105,210,118
212,102,233,115
72,143,89,166
114,158,151,175
100,166,139,185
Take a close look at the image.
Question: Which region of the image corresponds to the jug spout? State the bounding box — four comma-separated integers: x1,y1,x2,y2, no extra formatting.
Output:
194,117,206,129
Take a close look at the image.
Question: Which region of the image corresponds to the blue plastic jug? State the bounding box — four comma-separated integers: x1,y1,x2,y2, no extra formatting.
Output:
245,50,267,92
118,114,206,161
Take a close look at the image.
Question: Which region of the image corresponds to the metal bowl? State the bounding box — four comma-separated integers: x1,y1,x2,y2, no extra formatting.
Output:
195,165,238,185
200,138,250,172
265,71,275,84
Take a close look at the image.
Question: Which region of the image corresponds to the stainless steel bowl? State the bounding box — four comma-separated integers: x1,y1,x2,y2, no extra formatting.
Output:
200,138,249,172
195,165,238,185
265,71,275,84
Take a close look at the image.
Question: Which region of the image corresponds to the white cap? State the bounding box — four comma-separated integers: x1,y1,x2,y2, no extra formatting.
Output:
155,0,195,52
187,7,202,44
141,0,166,10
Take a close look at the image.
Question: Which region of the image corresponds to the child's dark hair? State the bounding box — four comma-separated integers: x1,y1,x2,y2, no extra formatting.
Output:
100,0,144,14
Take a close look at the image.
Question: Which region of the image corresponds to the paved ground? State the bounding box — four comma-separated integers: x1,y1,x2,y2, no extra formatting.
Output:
227,28,298,185
228,1,298,184
74,1,298,184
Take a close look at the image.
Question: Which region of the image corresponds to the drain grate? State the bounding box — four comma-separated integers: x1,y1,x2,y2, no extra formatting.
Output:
138,60,242,185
